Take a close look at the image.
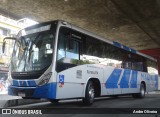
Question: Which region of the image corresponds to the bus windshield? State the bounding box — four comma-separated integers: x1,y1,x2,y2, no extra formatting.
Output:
11,24,56,73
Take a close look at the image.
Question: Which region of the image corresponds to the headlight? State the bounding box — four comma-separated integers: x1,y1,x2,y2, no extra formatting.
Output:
38,72,52,86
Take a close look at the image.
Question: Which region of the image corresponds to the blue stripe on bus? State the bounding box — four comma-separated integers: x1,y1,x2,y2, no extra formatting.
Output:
13,80,19,86
130,70,138,88
130,48,136,53
27,80,36,87
120,69,131,88
123,45,130,51
19,81,27,86
33,83,57,99
12,80,36,87
106,69,122,88
113,41,121,48
113,41,137,54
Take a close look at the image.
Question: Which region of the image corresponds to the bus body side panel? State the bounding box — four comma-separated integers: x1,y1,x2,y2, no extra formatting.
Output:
121,70,139,94
102,67,115,95
138,72,158,92
103,67,158,96
56,64,103,99
55,64,158,99
103,67,139,96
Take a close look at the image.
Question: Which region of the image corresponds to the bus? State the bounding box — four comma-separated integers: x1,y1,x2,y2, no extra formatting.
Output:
4,20,158,105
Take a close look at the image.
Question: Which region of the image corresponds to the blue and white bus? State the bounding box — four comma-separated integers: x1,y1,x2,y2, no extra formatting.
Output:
4,20,158,105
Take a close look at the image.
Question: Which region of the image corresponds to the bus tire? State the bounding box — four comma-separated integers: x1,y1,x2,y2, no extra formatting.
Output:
82,81,95,105
132,83,145,98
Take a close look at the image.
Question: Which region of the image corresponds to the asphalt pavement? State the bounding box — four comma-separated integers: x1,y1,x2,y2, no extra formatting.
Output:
1,93,160,117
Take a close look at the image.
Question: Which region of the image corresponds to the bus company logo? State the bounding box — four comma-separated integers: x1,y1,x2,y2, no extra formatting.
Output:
2,109,11,114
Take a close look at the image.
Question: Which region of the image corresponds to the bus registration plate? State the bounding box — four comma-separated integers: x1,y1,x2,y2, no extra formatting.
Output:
18,92,26,97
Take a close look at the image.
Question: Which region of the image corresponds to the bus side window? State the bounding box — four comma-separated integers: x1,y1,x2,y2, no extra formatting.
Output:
66,39,80,60
123,61,132,69
56,27,81,72
147,59,158,74
57,27,81,61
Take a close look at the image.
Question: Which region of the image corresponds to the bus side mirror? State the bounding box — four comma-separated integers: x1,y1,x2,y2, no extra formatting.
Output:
2,37,19,53
2,41,6,53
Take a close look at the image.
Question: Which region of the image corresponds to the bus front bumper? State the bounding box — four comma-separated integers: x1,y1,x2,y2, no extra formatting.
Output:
8,83,57,99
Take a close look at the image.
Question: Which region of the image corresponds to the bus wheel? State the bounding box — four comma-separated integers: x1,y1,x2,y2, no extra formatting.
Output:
83,81,95,105
132,83,145,98
49,99,59,104
139,83,146,98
